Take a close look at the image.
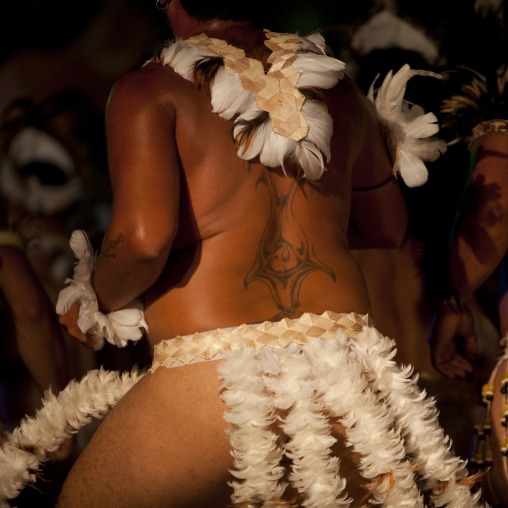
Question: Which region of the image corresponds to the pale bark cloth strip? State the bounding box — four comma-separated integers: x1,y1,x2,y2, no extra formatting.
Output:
150,311,485,507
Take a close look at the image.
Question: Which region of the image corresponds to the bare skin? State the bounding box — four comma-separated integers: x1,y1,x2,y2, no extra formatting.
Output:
352,236,437,372
0,245,68,394
426,132,508,501
58,3,408,506
431,132,508,378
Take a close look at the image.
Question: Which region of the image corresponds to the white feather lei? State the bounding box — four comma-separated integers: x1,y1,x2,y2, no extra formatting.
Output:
153,31,345,180
0,368,145,507
56,230,148,350
367,64,447,188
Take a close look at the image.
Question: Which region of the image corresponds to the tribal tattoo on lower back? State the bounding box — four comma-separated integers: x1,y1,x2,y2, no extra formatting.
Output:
245,168,335,320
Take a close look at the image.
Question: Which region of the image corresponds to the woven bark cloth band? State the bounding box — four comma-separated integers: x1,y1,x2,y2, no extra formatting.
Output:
184,31,308,141
150,310,371,371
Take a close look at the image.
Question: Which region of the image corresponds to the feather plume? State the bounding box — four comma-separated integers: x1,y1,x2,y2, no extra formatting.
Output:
293,55,345,89
397,150,433,188
296,32,329,56
234,112,273,161
192,56,223,94
296,141,325,181
440,66,508,146
156,40,210,80
259,128,297,170
305,336,423,506
367,65,446,187
210,69,256,119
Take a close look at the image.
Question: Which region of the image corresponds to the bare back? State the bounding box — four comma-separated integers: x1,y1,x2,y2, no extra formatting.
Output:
57,27,409,508
140,33,399,342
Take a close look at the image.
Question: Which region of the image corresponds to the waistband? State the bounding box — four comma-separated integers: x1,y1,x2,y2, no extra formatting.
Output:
150,310,371,372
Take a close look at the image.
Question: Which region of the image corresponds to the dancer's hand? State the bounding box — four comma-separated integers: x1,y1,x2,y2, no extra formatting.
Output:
58,300,100,349
430,301,477,378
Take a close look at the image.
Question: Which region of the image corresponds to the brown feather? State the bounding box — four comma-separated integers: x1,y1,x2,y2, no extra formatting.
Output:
235,111,270,153
192,57,224,95
300,87,330,112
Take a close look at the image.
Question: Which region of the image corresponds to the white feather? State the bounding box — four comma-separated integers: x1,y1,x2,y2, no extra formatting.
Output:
297,33,328,55
353,327,485,507
218,348,286,505
397,151,430,187
367,65,446,188
0,368,145,503
211,69,255,119
259,128,296,169
264,346,349,507
297,140,325,180
303,101,333,162
233,112,271,161
294,54,345,89
158,41,209,80
56,230,149,349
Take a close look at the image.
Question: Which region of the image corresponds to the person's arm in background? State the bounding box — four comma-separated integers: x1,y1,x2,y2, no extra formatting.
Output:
0,244,68,393
334,75,408,249
59,65,180,348
347,68,445,249
449,132,508,297
431,131,508,377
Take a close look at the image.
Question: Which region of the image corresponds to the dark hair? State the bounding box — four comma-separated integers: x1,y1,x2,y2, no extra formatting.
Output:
180,0,264,24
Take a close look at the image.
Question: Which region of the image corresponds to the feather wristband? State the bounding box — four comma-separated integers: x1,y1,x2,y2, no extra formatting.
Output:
56,230,149,350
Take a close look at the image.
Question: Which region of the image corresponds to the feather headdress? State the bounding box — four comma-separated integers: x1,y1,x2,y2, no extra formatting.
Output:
440,66,508,147
474,0,505,18
151,30,345,180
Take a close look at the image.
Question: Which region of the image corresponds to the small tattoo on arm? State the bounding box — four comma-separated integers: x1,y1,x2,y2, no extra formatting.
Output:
100,233,124,259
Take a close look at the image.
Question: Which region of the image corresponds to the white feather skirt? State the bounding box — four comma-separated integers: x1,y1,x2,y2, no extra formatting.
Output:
2,313,486,507
212,314,485,507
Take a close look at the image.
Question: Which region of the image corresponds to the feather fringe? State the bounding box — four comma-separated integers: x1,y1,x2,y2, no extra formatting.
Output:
218,324,486,507
352,327,484,507
305,336,423,507
218,348,286,507
56,230,149,350
265,346,349,508
367,65,447,187
0,368,145,505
